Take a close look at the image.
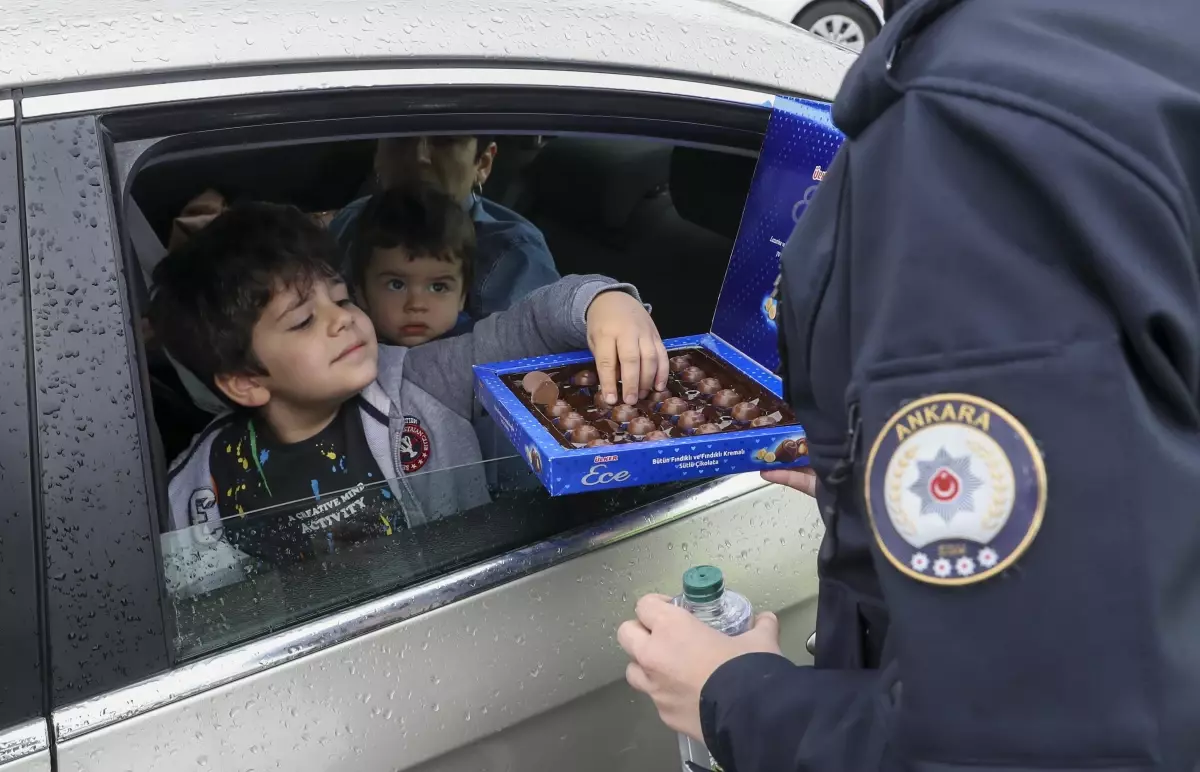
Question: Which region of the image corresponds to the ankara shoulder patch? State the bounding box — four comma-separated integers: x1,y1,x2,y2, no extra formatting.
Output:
865,394,1046,586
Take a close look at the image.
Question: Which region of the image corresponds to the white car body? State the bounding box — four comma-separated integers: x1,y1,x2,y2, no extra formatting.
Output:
0,2,858,771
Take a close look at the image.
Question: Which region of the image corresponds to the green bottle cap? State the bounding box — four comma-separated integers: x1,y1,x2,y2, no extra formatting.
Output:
682,565,725,604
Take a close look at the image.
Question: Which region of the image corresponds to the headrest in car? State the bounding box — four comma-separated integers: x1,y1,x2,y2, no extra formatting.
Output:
669,146,757,241
526,138,671,233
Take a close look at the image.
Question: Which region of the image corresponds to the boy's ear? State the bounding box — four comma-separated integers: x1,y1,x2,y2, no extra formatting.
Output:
213,372,271,409
475,142,497,186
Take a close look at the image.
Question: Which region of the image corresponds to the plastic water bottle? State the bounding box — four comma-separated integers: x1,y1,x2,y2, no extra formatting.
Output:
673,565,753,772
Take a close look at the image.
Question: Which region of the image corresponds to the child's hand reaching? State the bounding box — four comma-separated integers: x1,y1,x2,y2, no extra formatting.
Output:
586,291,669,406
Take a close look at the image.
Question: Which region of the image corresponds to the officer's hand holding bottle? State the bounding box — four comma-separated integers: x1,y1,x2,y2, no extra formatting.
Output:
617,594,783,741
617,471,816,744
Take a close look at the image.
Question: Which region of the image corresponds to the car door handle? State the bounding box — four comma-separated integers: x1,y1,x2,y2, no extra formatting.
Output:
805,630,816,656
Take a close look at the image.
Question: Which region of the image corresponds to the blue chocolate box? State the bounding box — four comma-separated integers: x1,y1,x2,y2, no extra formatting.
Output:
473,96,846,495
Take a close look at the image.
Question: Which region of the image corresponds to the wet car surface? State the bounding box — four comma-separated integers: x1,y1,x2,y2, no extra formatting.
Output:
0,2,853,770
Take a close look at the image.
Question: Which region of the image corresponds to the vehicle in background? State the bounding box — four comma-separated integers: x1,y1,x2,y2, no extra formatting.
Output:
734,0,885,52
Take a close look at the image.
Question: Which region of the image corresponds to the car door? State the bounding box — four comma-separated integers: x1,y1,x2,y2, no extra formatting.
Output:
18,68,830,772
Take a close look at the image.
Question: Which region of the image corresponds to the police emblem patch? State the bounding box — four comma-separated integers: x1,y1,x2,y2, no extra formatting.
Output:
864,394,1046,586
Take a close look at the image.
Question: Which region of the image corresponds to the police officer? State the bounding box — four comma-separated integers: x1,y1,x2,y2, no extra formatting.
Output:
618,0,1200,768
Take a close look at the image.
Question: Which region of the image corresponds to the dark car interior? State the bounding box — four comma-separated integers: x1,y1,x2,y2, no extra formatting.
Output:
128,134,758,464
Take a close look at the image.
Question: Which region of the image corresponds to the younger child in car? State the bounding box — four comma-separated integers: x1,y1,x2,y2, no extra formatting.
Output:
153,201,667,563
350,185,473,347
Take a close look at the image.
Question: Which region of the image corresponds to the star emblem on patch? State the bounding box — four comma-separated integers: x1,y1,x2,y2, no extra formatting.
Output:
864,394,1047,586
909,447,983,523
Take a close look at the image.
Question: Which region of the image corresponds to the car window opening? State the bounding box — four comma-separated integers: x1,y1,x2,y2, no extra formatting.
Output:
122,129,757,660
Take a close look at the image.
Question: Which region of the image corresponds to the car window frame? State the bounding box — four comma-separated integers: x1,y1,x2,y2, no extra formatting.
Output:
119,91,773,659
26,69,784,742
0,96,52,770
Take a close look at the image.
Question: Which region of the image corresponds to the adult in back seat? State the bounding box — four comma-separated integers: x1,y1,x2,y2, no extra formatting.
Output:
329,135,560,336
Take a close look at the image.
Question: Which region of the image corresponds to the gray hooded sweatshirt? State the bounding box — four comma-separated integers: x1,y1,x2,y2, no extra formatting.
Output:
162,274,637,597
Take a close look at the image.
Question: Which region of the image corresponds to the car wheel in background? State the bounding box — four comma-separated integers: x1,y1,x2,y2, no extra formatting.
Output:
793,1,879,53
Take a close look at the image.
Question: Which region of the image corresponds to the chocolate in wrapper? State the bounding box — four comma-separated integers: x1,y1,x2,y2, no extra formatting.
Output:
732,401,762,423
531,379,560,406
572,369,599,387
546,400,573,419
570,424,601,445
522,371,552,393
611,404,640,424
676,409,706,433
628,416,656,437
499,347,798,450
751,413,781,428
712,389,742,409
661,396,689,416
559,412,586,432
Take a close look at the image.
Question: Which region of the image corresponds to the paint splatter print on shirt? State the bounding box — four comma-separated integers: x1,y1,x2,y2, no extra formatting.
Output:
208,401,397,562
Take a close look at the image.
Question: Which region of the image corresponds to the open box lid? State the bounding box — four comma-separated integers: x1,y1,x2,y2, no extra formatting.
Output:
709,95,846,376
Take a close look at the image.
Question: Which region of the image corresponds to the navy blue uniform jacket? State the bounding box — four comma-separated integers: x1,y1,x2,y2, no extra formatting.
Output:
699,0,1200,769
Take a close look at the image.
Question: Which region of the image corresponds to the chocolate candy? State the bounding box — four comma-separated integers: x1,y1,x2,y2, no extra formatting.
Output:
661,396,689,416
647,389,672,405
546,400,573,419
611,404,639,424
559,412,586,432
571,424,601,444
712,389,741,409
572,369,598,387
774,438,803,463
628,416,656,436
505,348,799,453
531,379,560,406
521,370,552,393
676,409,706,432
731,401,762,423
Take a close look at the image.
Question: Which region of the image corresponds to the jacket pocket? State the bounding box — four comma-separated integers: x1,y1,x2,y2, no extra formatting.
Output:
814,577,892,670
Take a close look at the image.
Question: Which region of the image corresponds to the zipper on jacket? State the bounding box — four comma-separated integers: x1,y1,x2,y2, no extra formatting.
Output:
817,401,862,560
389,412,426,527
826,401,862,488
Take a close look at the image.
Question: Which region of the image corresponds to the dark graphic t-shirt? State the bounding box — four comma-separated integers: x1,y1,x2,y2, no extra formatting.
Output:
209,401,398,562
